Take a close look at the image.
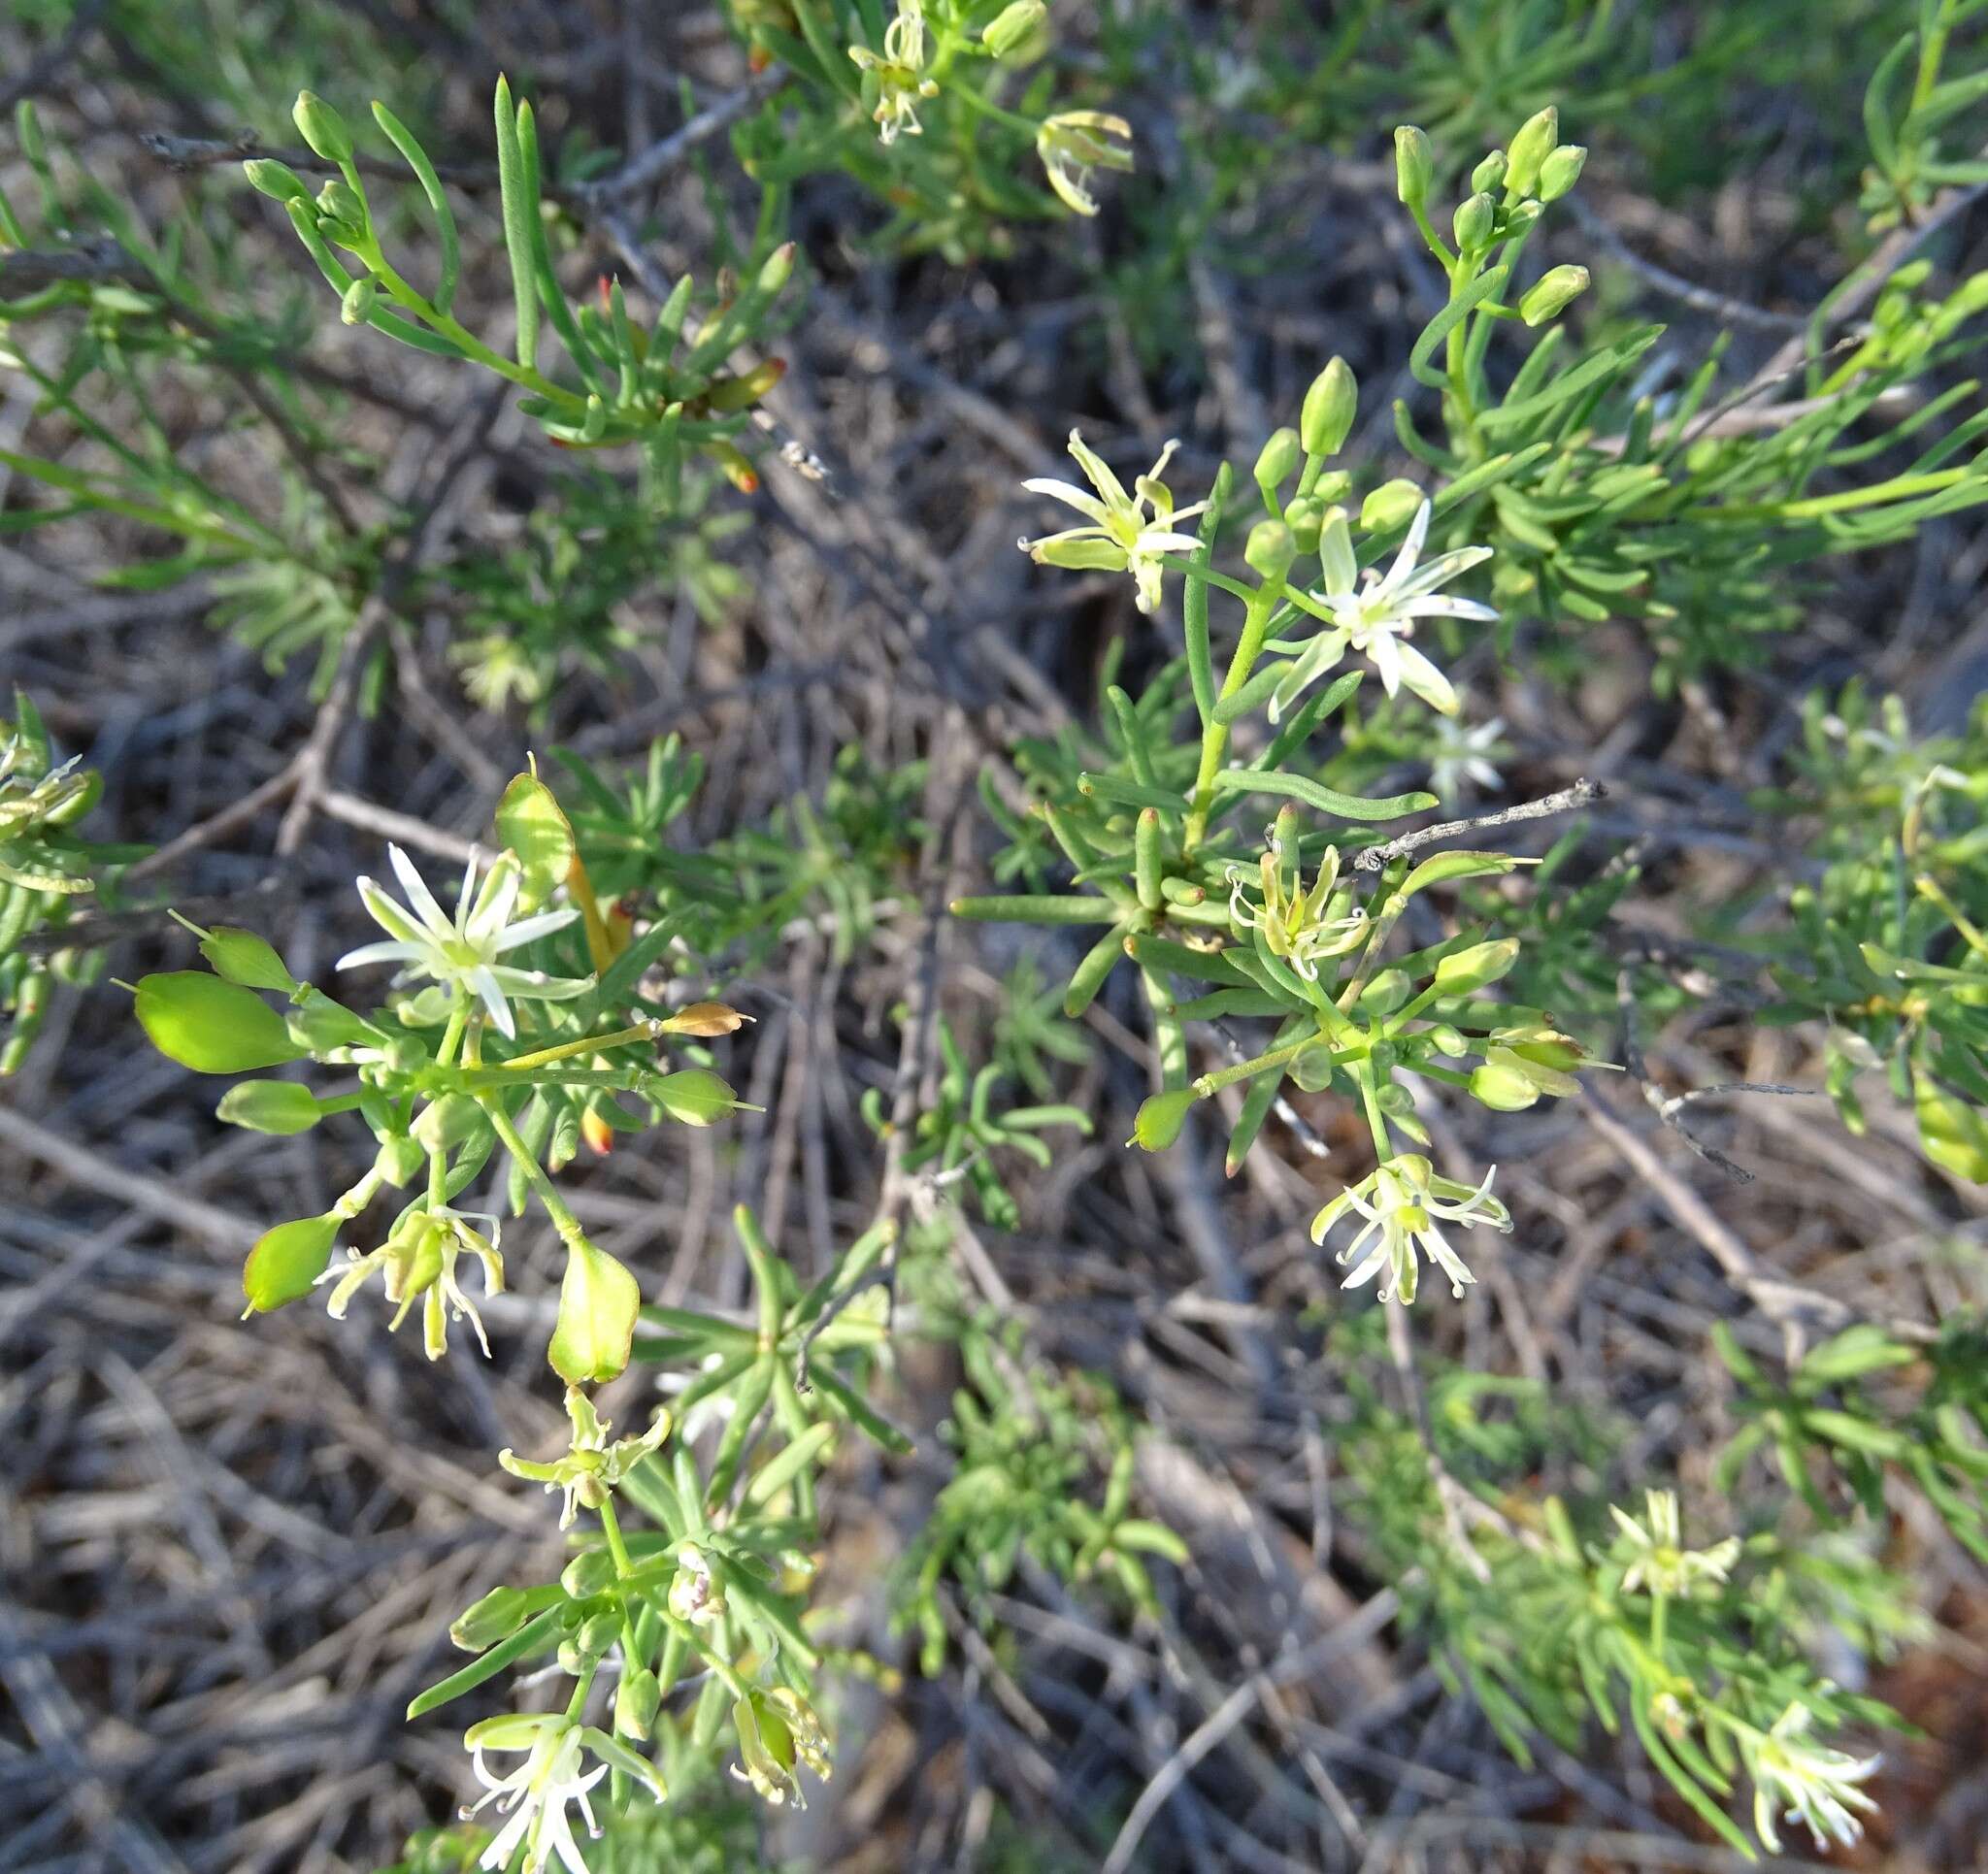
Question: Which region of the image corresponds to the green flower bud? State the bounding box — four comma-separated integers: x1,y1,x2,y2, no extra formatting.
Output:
217,1079,323,1135
1253,426,1302,497
981,0,1046,57
1434,938,1520,995
243,1214,339,1314
1503,198,1543,238
1452,191,1496,252
580,393,608,443
1471,149,1508,194
373,1133,426,1188
1426,1023,1468,1057
614,1666,662,1742
1290,1047,1337,1093
1244,518,1297,581
195,925,298,993
291,89,354,165
1360,477,1425,534
1538,144,1587,202
450,1585,531,1652
17,101,46,167
1503,107,1559,198
241,158,310,206
1470,1057,1541,1111
577,1610,620,1657
560,1549,619,1599
413,1092,489,1154
136,971,308,1073
1300,356,1357,458
1283,494,1324,554
1394,124,1433,210
1360,969,1411,1016
313,178,367,244
1130,1087,1198,1152
756,241,797,296
340,276,378,325
1518,264,1589,327
285,987,377,1054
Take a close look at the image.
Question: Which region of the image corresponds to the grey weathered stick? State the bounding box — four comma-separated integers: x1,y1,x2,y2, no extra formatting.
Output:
1355,777,1603,871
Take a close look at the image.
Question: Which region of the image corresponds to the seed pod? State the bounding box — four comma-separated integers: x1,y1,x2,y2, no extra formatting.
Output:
197,925,298,993
136,971,307,1073
217,1079,323,1135
243,1214,340,1314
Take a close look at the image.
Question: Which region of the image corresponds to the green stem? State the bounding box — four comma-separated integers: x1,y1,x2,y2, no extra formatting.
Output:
1184,583,1281,854
1354,1061,1393,1162
481,1093,590,1252
497,1022,659,1072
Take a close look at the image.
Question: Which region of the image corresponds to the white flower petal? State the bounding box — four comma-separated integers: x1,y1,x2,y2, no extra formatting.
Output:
336,938,425,970
388,845,456,940
491,907,580,953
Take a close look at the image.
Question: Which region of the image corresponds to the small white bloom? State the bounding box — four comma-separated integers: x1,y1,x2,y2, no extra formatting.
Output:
465,1715,605,1874
1429,714,1507,800
1269,501,1498,721
464,1713,663,1874
1310,1155,1511,1303
317,1203,505,1360
338,844,585,1039
1020,430,1208,614
1607,1490,1741,1598
1745,1702,1881,1856
848,0,939,145
500,1386,672,1529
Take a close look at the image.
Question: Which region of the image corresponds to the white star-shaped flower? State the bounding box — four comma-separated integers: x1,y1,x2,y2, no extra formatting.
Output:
337,844,586,1038
1019,431,1209,615
1269,500,1498,720
1746,1702,1881,1856
1310,1155,1511,1303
